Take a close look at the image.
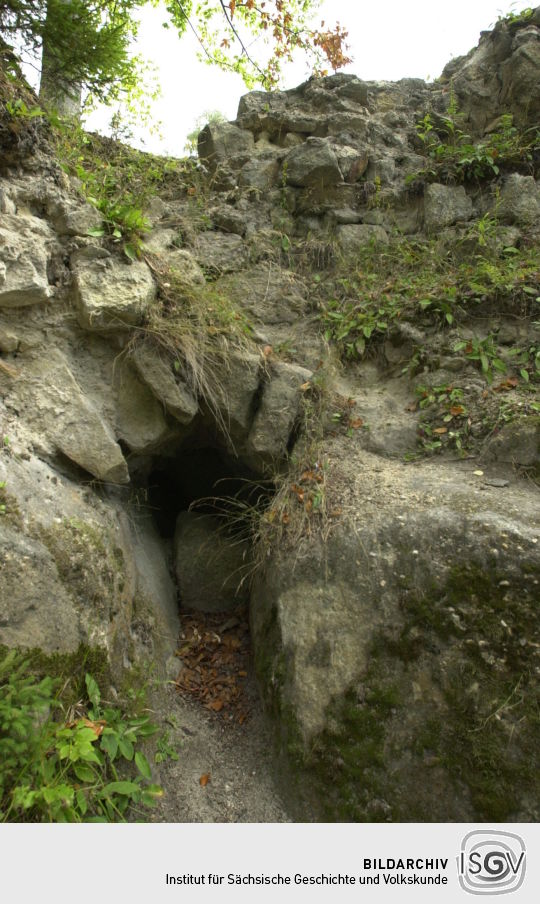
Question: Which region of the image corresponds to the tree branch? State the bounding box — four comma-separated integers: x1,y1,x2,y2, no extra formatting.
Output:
218,0,266,81
169,0,215,64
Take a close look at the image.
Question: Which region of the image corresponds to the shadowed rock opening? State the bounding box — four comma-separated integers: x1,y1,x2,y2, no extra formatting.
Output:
126,443,274,618
144,446,271,540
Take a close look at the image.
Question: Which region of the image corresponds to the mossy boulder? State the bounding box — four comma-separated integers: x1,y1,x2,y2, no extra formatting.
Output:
251,447,540,821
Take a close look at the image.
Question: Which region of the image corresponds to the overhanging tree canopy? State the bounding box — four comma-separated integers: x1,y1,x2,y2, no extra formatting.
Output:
0,0,351,113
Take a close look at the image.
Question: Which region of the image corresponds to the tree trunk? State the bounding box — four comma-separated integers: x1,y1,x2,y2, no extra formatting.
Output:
39,0,81,117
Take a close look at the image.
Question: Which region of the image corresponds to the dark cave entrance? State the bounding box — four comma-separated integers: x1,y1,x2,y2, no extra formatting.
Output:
143,446,272,539
133,444,272,724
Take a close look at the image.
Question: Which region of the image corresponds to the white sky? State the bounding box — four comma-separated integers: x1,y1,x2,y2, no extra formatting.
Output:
84,0,521,155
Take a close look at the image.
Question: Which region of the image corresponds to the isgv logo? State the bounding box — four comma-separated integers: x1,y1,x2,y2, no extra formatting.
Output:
458,830,526,895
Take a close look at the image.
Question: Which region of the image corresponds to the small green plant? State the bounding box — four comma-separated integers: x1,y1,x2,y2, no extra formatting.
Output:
414,384,470,455
367,175,383,209
87,200,150,261
410,109,539,184
320,236,540,364
462,208,499,249
53,125,186,260
0,650,162,822
497,6,534,24
0,481,6,515
154,730,180,764
454,335,507,383
505,340,540,384
5,99,46,120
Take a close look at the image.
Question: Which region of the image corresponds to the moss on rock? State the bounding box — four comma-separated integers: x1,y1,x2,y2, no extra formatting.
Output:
261,563,540,822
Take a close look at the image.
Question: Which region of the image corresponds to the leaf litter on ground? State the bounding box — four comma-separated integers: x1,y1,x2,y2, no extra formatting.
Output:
173,606,251,725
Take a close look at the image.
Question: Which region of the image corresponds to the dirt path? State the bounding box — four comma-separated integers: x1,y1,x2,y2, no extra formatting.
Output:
149,681,294,823
146,607,296,823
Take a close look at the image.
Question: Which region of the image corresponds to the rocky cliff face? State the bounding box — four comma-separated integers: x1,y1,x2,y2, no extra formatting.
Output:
1,10,539,821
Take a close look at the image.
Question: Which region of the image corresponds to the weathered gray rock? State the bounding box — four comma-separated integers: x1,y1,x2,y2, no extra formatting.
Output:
47,197,102,236
72,249,157,331
337,223,389,252
131,343,199,425
239,156,280,192
0,453,179,675
237,75,370,140
192,232,248,275
211,206,248,236
1,349,129,484
143,227,178,253
0,213,53,307
0,186,16,214
0,525,84,652
114,359,173,453
198,121,254,171
174,512,250,611
334,145,369,182
424,184,473,232
237,89,320,136
481,417,540,467
283,139,343,188
443,13,540,131
0,326,18,352
332,208,362,225
247,361,312,465
252,447,540,821
144,196,168,224
282,132,304,148
215,349,262,441
163,248,206,287
216,265,309,326
143,230,207,287
500,37,540,128
498,174,540,226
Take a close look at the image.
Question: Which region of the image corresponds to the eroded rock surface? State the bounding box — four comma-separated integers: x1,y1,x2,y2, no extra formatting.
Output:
174,512,251,612
1,7,539,823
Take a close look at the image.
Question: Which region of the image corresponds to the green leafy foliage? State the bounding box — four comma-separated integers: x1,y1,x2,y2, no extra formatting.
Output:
164,0,351,89
414,384,470,455
154,730,180,764
496,6,535,25
1,0,143,106
0,650,162,822
2,0,352,124
320,237,540,365
54,126,186,258
411,111,539,184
